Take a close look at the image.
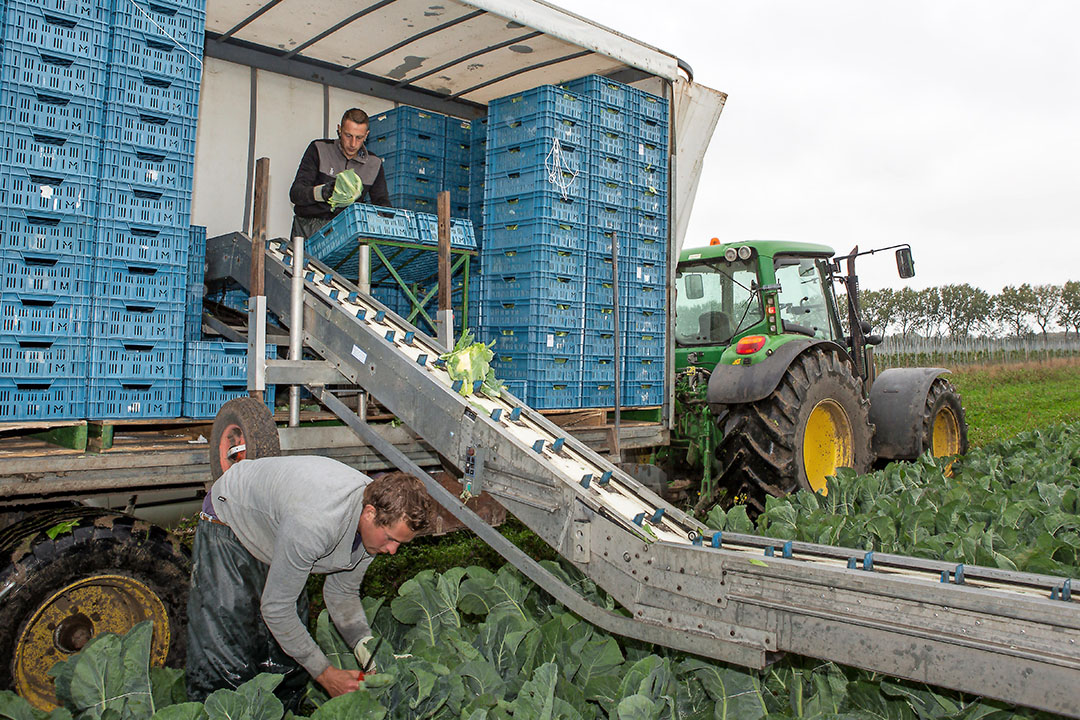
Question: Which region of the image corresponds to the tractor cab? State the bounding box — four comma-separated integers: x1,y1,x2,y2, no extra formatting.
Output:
674,240,843,372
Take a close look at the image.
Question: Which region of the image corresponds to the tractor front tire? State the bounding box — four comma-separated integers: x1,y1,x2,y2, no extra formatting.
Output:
714,345,874,501
0,509,190,710
210,396,281,481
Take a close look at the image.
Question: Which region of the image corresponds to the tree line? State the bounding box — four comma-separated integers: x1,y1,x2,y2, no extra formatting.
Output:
855,281,1080,339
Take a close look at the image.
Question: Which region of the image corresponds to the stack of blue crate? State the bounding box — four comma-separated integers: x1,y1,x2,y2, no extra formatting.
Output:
183,340,276,419
89,0,205,419
185,224,206,341
481,85,591,409
445,116,472,214
563,75,669,409
468,116,487,247
0,0,109,420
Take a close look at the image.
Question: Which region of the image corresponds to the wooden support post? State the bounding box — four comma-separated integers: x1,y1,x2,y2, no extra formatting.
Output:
249,157,270,403
436,190,453,347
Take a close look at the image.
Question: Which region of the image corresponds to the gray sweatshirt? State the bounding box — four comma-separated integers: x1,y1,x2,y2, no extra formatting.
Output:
211,456,374,679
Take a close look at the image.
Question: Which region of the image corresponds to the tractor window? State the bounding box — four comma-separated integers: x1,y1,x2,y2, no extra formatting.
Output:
675,260,763,346
773,257,838,340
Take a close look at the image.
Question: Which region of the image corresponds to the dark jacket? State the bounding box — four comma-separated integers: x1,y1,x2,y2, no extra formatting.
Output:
289,139,391,219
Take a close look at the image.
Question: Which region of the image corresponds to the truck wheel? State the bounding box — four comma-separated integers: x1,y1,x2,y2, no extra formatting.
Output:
210,396,280,480
0,509,190,710
714,346,874,499
923,377,968,458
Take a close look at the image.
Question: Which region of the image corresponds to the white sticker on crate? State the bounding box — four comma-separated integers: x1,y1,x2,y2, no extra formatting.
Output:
547,334,554,348
638,143,645,157
351,345,368,364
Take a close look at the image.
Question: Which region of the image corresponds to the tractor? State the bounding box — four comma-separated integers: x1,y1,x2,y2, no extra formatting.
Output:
671,240,968,513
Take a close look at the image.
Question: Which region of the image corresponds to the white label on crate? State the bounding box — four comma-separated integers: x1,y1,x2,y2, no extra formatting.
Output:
547,334,554,348
638,143,645,156
419,168,426,175
351,345,368,364
637,266,643,280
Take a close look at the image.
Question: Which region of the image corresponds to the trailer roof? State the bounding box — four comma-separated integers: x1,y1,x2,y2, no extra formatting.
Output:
205,0,685,116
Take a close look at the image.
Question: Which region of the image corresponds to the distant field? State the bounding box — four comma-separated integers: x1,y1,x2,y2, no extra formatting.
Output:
947,357,1080,447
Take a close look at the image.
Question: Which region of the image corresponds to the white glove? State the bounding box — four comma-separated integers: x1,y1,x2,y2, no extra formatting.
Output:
353,635,377,673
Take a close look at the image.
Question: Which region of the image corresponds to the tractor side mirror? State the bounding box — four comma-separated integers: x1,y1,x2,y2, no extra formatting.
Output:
896,248,915,279
684,274,704,300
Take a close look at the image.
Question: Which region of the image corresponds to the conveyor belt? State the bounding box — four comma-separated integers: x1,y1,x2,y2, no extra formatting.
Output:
208,233,1080,717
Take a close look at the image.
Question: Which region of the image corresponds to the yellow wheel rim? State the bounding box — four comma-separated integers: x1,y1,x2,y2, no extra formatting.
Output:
14,575,170,710
931,405,962,457
802,399,854,495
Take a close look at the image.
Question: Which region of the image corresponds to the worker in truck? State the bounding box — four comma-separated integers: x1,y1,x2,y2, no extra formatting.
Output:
185,456,432,709
289,107,392,240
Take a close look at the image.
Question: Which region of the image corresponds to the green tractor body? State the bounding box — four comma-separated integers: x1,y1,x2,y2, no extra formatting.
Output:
672,240,967,512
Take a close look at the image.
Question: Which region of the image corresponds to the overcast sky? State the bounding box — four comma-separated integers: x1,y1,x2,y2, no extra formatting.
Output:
552,0,1080,294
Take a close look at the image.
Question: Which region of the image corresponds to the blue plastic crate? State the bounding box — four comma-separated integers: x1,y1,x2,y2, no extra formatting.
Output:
586,302,665,334
382,150,444,180
0,336,87,378
483,245,584,277
481,296,583,329
445,117,471,157
108,26,203,82
4,4,109,61
306,203,417,266
97,181,190,228
100,143,195,193
95,220,189,268
589,202,630,234
590,152,626,183
91,297,184,341
486,324,582,355
441,179,471,204
444,162,471,187
623,232,665,263
0,87,102,136
88,377,182,419
626,159,667,194
487,139,586,177
589,178,630,206
415,213,477,249
390,194,438,215
636,139,666,168
2,41,106,100
501,379,526,402
1,292,90,338
8,0,110,26
623,355,663,383
89,337,183,379
631,114,668,147
483,271,583,304
528,381,580,410
622,281,666,311
593,101,629,134
0,376,85,420
622,330,666,358
110,0,206,54
183,380,276,420
584,277,617,306
482,217,586,251
622,380,663,408
488,110,588,150
485,164,588,202
185,339,276,381
102,107,196,156
0,167,97,215
632,210,667,238
580,381,614,408
592,127,630,159
388,171,439,199
105,65,200,120
92,259,186,304
635,90,669,124
489,351,581,383
632,185,667,215
0,208,94,255
0,125,100,177
188,224,206,284
562,75,633,109
370,106,446,137
489,85,588,123
486,192,586,226
582,354,615,382
2,249,91,296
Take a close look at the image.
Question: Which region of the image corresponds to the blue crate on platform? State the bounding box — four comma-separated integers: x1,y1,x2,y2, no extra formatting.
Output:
489,350,581,383
528,380,580,410
636,139,666,169
0,125,100,177
482,217,586,251
2,249,92,296
100,143,195,194
91,298,184,342
582,328,615,357
183,340,277,419
89,337,183,379
95,220,189,268
97,181,191,228
487,110,588,150
388,171,440,199
593,101,630,135
562,75,633,109
483,271,583,304
9,0,110,26
483,244,584,277
586,302,665,335
0,208,94,256
488,85,588,125
481,296,583,329
486,324,582,356
414,213,476,249
631,113,668,147
501,379,526,402
589,204,630,234
306,203,418,267
88,377,181,419
0,376,85,420
184,283,203,341
370,106,446,137
632,210,667,239
486,164,588,202
108,26,204,83
486,140,587,178
623,355,663,383
2,42,106,100
582,354,615,382
188,224,206,282
0,336,87,378
622,380,663,408
92,259,186,305
1,87,102,136
632,185,666,215
445,117,471,157
183,380,276,419
0,167,97,216
382,150,444,180
110,0,207,54
486,192,586,226
1,293,89,338
636,92,669,124
4,3,110,61
590,152,627,183
102,108,196,157
580,381,614,408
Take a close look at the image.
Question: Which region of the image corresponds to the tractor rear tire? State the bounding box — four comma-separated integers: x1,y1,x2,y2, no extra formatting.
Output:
714,345,874,500
209,396,280,481
0,509,190,710
923,377,968,458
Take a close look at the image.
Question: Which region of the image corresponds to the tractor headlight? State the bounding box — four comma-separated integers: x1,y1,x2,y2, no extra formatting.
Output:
724,248,738,262
737,246,752,260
